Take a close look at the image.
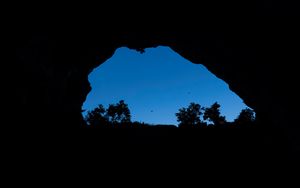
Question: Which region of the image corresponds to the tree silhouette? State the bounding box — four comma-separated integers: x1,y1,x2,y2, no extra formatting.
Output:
175,102,205,128
85,104,108,128
234,108,256,128
106,100,131,125
84,100,131,128
203,102,226,127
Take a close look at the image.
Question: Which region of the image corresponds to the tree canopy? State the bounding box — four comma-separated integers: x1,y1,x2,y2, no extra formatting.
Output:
234,108,256,128
203,102,226,127
84,100,256,129
85,100,131,128
175,102,206,128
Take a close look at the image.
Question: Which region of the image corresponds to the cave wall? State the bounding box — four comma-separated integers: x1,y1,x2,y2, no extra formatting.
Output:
15,31,283,126
13,1,299,159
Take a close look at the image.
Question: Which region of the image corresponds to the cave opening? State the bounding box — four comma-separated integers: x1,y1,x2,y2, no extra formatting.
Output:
82,46,254,127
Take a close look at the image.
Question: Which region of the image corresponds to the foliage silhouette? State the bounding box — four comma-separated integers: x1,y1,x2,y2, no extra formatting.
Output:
106,100,131,125
85,104,109,128
203,102,226,128
85,100,257,130
234,108,256,128
175,102,207,128
85,100,131,128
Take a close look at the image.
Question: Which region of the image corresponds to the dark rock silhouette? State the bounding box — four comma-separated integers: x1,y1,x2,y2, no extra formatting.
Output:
12,1,299,162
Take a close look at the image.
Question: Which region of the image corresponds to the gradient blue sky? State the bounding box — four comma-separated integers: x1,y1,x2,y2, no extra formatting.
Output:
82,46,249,125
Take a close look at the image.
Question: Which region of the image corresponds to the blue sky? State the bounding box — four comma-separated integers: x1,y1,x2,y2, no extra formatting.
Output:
82,46,249,125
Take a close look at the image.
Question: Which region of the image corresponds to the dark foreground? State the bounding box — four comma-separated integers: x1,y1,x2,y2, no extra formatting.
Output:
6,126,287,162
3,125,291,182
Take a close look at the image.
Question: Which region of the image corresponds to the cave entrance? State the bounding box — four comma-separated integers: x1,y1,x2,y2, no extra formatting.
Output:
82,46,252,127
